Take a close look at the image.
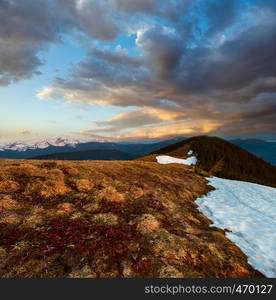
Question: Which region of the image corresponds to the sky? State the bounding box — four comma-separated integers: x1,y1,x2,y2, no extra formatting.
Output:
0,0,276,143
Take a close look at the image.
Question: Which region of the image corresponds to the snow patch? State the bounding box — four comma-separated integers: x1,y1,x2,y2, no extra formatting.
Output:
196,177,276,277
156,155,197,166
187,150,193,155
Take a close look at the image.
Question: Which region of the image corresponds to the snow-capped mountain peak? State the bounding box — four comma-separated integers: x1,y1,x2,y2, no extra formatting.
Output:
0,137,104,152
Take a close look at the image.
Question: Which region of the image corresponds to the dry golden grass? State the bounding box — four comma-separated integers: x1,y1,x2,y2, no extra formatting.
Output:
56,202,75,216
83,202,100,213
0,247,7,270
0,195,21,210
0,169,6,181
0,180,20,193
26,179,71,199
56,162,80,176
0,214,22,226
158,265,184,278
7,163,40,176
96,186,125,203
136,214,160,234
68,265,97,278
0,158,264,278
75,179,94,192
129,187,144,199
23,214,44,228
91,213,119,226
44,168,65,181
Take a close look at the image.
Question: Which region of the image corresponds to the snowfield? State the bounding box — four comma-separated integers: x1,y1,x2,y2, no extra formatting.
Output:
156,154,276,277
156,155,197,166
196,177,276,277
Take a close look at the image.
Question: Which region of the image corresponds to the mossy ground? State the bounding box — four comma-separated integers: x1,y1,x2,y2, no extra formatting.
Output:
0,159,263,278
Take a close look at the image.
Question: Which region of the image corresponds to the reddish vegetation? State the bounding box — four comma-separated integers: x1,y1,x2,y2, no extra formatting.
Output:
0,159,263,278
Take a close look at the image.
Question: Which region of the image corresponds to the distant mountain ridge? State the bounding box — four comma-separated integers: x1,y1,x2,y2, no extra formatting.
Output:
32,149,135,161
0,137,107,152
231,139,276,165
0,136,275,166
0,137,185,160
151,136,276,187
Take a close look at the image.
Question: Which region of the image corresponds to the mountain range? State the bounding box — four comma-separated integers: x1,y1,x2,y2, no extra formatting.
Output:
230,139,276,165
0,136,275,165
0,135,275,278
0,137,185,160
32,149,136,161
149,136,276,187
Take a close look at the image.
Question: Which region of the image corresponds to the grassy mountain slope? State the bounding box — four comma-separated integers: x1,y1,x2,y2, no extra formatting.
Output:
31,149,135,161
0,159,263,278
151,136,276,187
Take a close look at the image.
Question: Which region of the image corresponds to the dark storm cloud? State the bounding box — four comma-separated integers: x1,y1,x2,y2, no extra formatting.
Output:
112,0,158,13
59,0,120,41
240,95,276,120
112,0,192,20
202,0,241,37
0,46,43,85
40,0,276,138
54,47,151,105
0,0,120,85
1,0,276,138
50,8,276,100
185,21,276,92
0,0,63,85
88,48,143,69
168,22,276,99
136,26,185,80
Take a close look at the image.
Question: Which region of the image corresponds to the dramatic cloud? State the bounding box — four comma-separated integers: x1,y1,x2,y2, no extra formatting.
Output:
0,0,59,85
112,0,192,20
112,0,158,14
75,118,225,141
1,0,276,139
202,0,241,37
90,108,187,133
0,0,120,85
61,0,120,41
136,26,185,80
